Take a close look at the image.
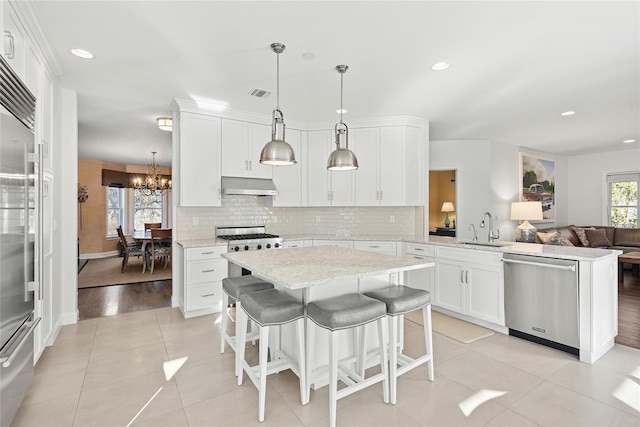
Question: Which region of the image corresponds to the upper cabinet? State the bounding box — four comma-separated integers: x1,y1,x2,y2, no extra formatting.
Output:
221,119,272,179
353,126,424,206
177,112,222,207
3,4,27,82
272,129,303,206
307,130,355,206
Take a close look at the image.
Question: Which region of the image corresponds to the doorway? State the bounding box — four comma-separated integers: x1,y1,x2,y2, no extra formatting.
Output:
429,170,457,236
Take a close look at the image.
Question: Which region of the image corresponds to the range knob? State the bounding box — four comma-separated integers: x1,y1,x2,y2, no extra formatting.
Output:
266,243,272,249
233,246,240,252
257,244,262,250
244,245,250,251
274,242,281,248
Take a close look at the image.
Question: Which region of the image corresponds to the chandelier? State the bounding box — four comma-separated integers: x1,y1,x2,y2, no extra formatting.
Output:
133,151,171,196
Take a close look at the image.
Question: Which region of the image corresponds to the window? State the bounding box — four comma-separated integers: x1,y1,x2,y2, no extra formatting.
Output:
133,189,165,231
607,173,639,228
106,187,125,237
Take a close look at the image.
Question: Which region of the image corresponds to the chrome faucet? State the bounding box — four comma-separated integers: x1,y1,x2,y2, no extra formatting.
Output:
480,212,500,242
468,224,478,241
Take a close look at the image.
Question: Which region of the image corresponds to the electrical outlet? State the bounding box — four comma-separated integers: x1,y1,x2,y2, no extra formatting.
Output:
316,216,321,223
390,215,395,224
193,216,199,225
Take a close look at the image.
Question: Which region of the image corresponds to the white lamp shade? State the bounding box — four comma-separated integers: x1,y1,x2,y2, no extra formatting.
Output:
441,202,455,212
510,201,543,220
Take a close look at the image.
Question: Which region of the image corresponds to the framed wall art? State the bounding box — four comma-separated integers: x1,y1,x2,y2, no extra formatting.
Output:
520,152,555,221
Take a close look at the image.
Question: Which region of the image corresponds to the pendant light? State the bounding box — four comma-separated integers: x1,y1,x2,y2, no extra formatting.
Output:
327,65,358,171
260,43,296,166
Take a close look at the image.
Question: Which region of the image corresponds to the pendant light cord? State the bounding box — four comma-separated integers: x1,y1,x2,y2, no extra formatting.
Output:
276,50,280,111
340,70,344,125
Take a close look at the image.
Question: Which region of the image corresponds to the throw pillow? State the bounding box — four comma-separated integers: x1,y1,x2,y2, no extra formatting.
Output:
536,231,575,247
573,227,595,246
585,228,612,248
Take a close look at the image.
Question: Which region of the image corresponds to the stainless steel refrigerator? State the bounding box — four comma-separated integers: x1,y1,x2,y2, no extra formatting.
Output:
0,54,39,427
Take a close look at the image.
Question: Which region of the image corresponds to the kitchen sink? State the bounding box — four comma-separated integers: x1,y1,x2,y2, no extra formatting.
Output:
457,241,511,248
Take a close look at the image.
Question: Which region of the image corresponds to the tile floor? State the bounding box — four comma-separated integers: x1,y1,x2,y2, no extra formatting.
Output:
12,308,640,427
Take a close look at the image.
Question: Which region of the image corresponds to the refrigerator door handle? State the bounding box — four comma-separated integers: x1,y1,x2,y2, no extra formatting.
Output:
0,317,40,368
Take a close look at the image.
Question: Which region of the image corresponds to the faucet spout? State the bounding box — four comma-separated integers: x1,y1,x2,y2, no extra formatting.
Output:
480,212,500,242
468,224,478,241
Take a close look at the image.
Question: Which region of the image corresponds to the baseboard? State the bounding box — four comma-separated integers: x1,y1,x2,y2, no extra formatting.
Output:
80,251,119,260
62,310,78,325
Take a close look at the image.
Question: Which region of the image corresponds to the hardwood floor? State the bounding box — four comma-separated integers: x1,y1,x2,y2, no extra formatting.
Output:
616,269,640,349
77,280,172,320
76,271,640,350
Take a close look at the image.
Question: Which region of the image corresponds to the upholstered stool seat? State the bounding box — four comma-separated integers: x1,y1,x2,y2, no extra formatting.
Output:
365,286,434,404
220,276,274,376
236,289,306,422
306,293,389,427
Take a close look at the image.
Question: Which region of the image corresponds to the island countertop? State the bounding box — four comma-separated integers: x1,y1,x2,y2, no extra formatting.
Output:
222,245,434,290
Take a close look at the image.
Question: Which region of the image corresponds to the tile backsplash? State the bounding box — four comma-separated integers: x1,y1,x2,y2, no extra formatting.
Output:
176,195,423,240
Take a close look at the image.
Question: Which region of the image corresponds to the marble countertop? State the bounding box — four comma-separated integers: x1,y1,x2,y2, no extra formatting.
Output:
222,246,434,290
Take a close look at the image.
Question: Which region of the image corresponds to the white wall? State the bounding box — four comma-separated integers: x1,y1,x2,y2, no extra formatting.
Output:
567,147,640,226
431,140,568,241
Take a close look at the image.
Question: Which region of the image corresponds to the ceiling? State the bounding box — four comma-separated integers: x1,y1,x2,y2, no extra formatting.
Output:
27,1,640,167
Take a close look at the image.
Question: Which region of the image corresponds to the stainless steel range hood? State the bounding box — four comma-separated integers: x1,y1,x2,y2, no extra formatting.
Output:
221,176,279,196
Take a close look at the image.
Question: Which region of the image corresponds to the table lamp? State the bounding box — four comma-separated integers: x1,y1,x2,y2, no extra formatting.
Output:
511,201,543,242
441,202,455,228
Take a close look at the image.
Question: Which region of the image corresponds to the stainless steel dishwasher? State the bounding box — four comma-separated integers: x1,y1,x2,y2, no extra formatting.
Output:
503,253,579,353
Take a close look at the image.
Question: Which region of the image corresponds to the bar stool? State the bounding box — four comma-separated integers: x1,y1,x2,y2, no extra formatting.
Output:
306,293,389,427
236,288,306,422
364,286,434,404
220,276,274,375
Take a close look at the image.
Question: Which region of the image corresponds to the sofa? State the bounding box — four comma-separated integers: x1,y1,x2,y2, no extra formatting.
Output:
536,224,640,253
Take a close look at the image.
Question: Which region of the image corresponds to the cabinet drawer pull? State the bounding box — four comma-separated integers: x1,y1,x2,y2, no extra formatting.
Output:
200,251,215,255
369,245,380,248
201,293,215,298
289,244,299,247
414,247,425,251
201,269,215,273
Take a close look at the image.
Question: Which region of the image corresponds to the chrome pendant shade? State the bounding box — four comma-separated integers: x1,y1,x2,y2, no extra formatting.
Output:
327,65,358,171
260,43,296,166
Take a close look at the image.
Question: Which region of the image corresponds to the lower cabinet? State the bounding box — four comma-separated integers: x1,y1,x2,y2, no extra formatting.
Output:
312,239,353,248
434,247,504,325
403,243,435,296
181,245,227,318
353,240,397,255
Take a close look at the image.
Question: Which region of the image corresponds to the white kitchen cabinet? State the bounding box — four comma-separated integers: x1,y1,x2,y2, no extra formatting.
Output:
272,129,303,206
353,240,397,255
177,112,222,207
307,130,355,206
283,240,305,248
3,4,27,81
180,245,227,318
353,126,423,206
221,119,272,179
403,243,435,296
434,246,504,325
312,239,353,249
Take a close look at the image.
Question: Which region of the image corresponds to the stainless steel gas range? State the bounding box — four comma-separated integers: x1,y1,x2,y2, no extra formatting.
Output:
216,226,283,276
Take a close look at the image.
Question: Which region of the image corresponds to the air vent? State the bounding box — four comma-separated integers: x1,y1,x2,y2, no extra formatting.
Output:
248,88,271,98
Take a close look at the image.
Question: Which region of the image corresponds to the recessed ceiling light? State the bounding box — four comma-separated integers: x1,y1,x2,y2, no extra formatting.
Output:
302,52,316,60
336,109,347,114
623,139,636,143
432,62,450,71
71,48,94,59
560,110,575,116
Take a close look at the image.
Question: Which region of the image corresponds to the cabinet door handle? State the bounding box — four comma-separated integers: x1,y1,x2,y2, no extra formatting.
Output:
465,270,470,284
249,160,252,171
4,31,14,59
245,160,249,171
201,269,215,273
380,190,383,200
201,293,215,298
460,271,465,283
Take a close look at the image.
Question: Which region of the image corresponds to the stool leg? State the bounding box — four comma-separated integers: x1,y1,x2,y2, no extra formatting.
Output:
329,330,338,427
236,307,248,386
357,325,366,378
377,319,395,403
258,324,269,422
305,318,316,404
221,292,229,354
295,318,308,405
423,304,434,381
385,316,395,404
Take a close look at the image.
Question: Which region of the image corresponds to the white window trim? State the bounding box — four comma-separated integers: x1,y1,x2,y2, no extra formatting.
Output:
605,171,639,227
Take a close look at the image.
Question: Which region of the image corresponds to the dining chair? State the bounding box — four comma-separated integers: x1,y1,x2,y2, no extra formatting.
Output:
144,222,162,230
149,228,172,274
116,225,143,272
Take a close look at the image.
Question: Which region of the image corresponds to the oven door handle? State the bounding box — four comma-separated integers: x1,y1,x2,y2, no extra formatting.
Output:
503,258,576,271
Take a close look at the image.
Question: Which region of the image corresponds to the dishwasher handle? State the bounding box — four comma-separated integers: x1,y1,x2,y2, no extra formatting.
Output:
503,258,576,272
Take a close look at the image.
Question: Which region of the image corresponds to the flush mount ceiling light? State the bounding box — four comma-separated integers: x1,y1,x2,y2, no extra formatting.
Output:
327,65,358,171
623,139,636,144
432,62,450,71
71,48,94,59
260,42,296,166
560,110,576,116
157,117,172,131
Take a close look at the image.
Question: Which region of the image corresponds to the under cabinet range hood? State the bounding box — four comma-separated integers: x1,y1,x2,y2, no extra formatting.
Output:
221,176,279,196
